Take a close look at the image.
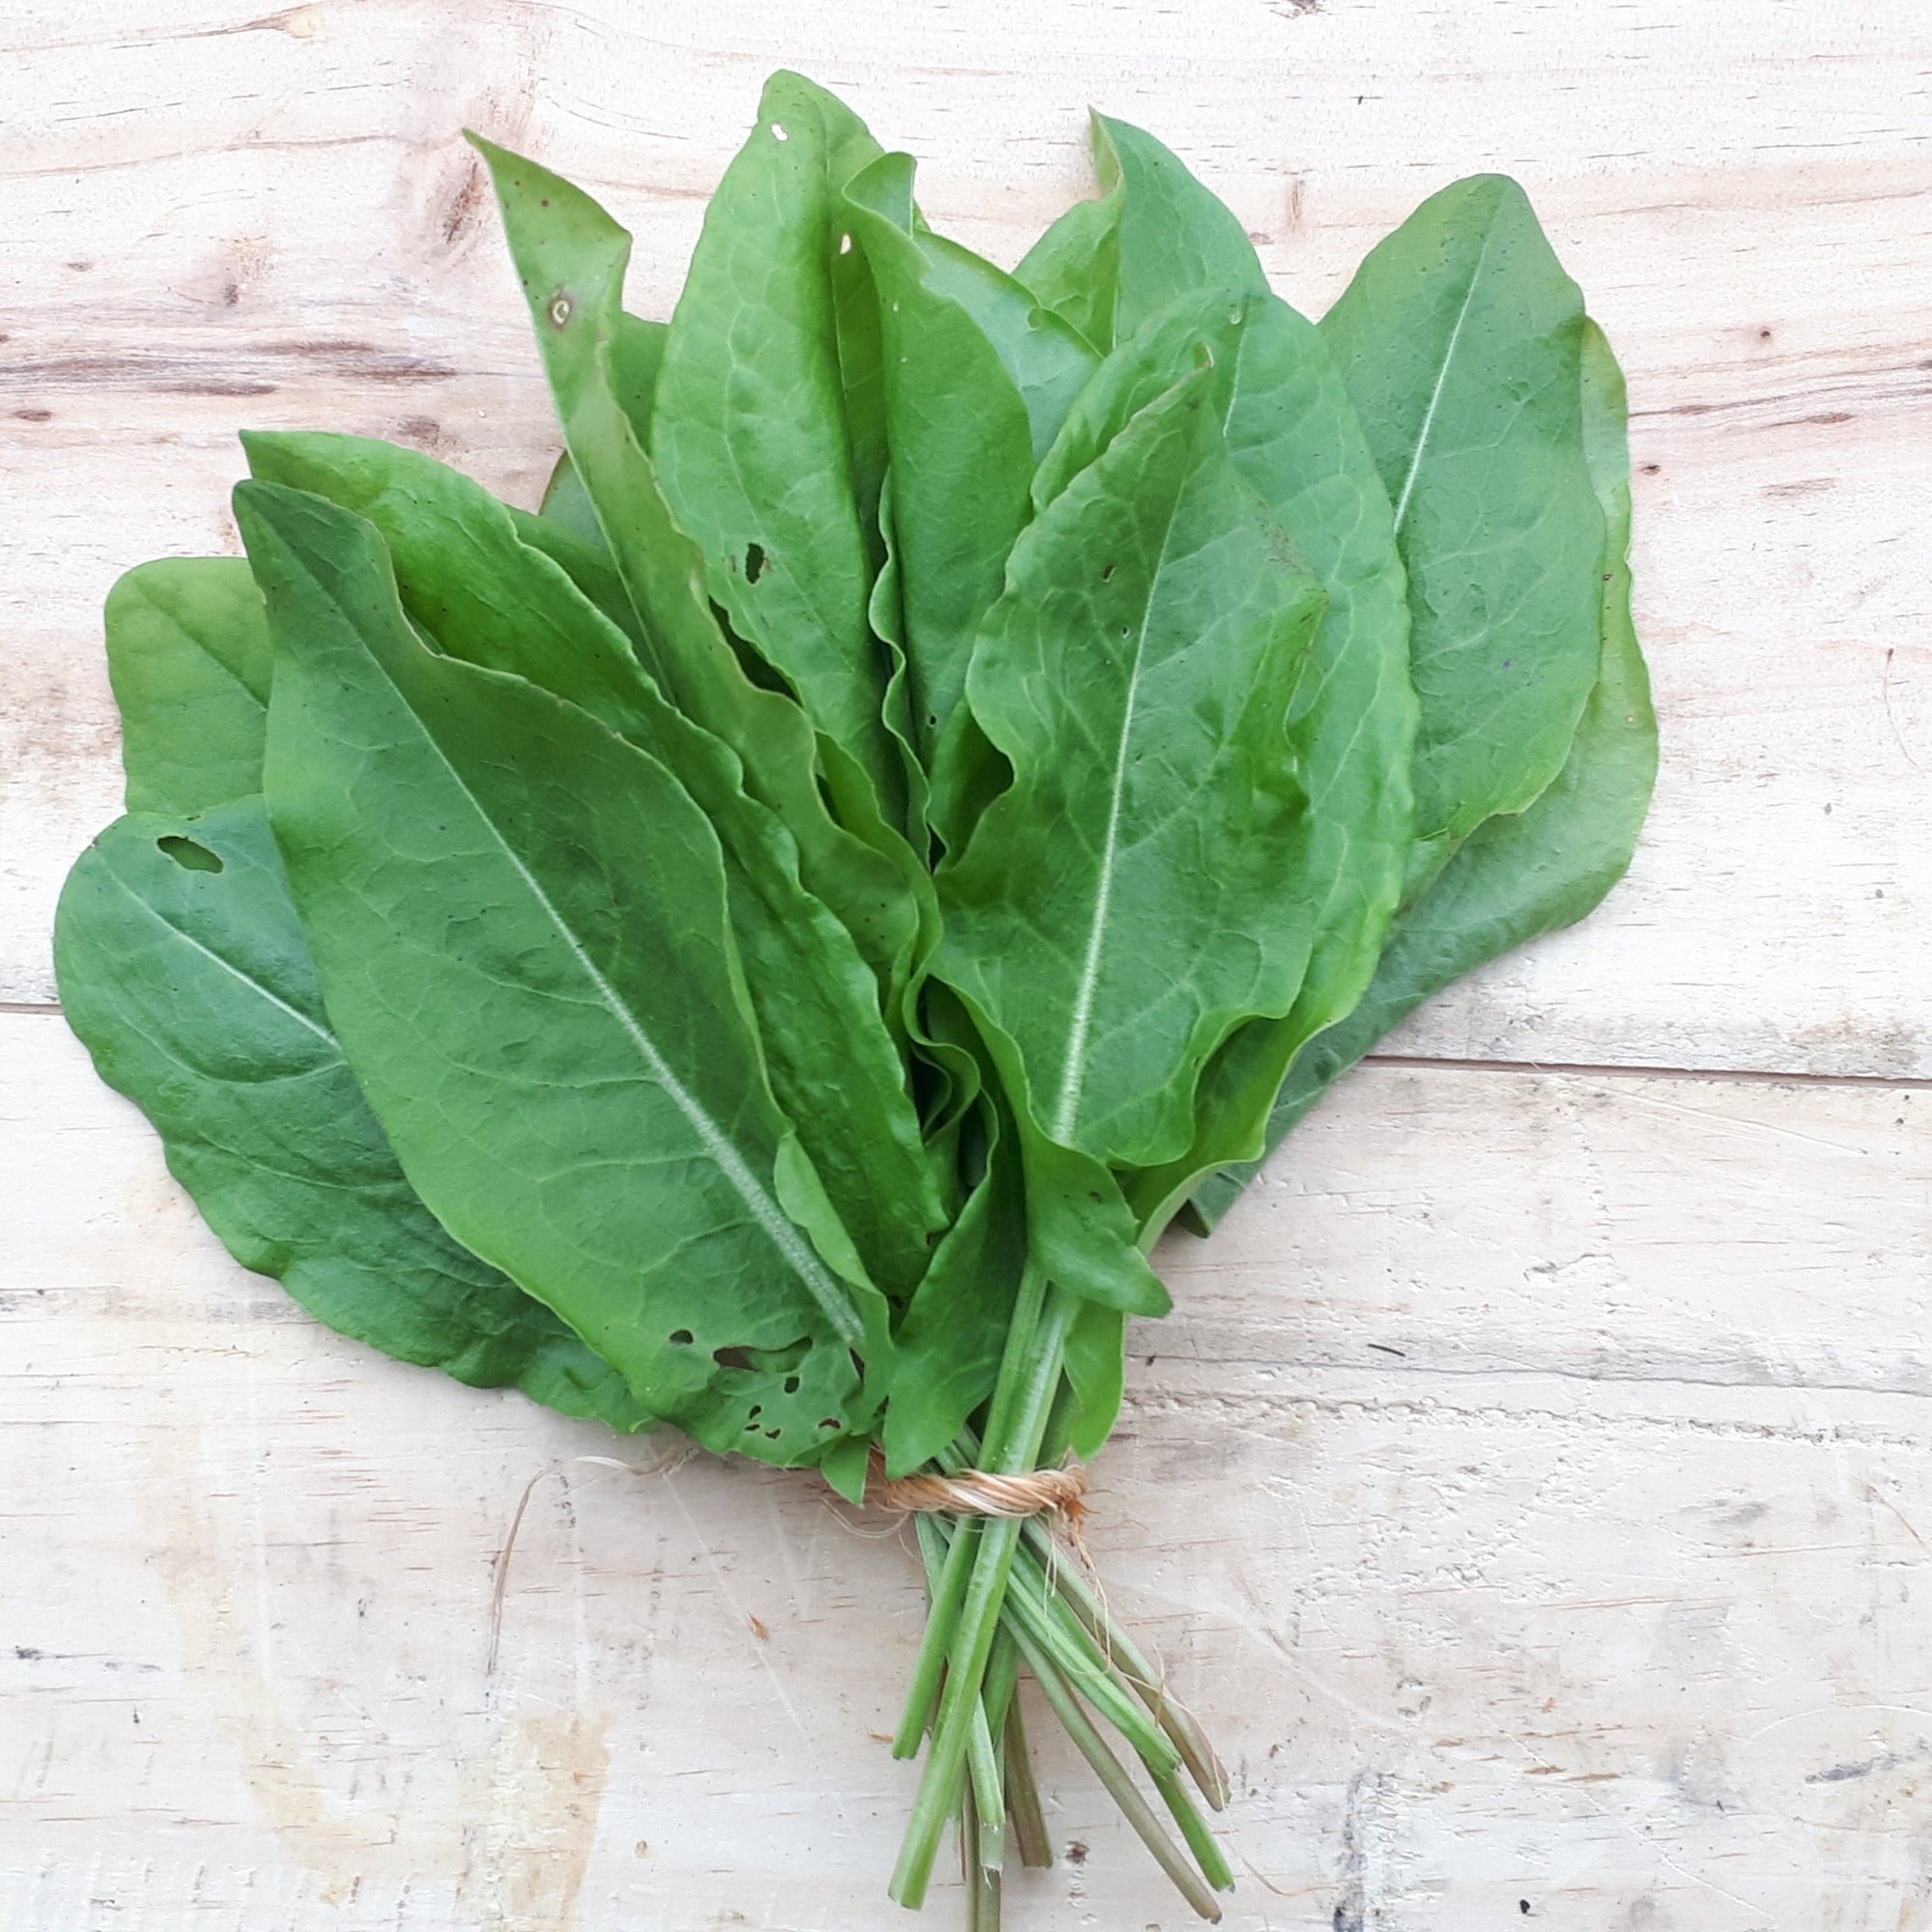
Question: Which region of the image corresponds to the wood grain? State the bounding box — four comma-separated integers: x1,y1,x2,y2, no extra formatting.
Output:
5,3,1930,1926
4,0,1930,1075
8,1012,1930,1928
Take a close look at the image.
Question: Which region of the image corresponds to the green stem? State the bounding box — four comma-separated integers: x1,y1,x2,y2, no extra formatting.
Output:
1002,1693,1052,1868
1001,1547,1180,1773
893,1516,979,1757
891,1269,1047,1760
1007,1620,1224,1923
962,1786,999,1931
980,1625,1022,1743
1148,1756,1236,1894
967,1698,1006,1872
1021,1516,1230,1807
890,1278,1072,1908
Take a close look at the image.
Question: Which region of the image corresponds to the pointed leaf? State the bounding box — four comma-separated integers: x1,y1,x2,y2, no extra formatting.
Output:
843,155,1051,764
1033,288,1416,1226
1014,112,1266,355
471,131,926,1011
1188,317,1657,1229
649,71,899,809
239,479,889,1465
1321,174,1604,877
242,431,946,1298
938,370,1325,1168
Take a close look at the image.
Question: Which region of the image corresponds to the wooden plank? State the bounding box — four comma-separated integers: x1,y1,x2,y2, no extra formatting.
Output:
8,9,1932,1929
2,1,1929,1077
8,1009,1929,1927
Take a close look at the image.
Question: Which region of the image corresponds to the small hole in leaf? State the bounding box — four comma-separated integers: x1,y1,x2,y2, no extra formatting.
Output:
764,1427,781,1438
818,1418,840,1431
838,232,853,254
156,836,223,873
747,1405,762,1421
1101,563,1116,582
714,1345,755,1371
744,542,766,584
771,122,789,142
549,294,572,327
782,1375,801,1394
668,1328,693,1346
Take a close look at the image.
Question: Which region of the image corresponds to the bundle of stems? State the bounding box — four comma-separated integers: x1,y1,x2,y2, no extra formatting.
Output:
54,65,1652,1926
889,1276,1233,1918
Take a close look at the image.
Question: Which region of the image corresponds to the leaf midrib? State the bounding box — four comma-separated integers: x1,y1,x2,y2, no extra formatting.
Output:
1050,456,1191,1146
1388,221,1495,538
105,862,337,1049
296,568,864,1350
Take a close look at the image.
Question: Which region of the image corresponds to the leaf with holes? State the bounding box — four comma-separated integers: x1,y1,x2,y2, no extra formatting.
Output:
241,429,947,1300
54,799,655,1429
239,478,893,1465
53,74,1657,1920
649,71,902,817
472,130,930,1023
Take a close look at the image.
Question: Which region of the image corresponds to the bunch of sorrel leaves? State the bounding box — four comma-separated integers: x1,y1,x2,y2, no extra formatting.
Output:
55,71,1656,1924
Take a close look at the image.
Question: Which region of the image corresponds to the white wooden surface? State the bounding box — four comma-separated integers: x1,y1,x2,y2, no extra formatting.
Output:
4,5,1929,1927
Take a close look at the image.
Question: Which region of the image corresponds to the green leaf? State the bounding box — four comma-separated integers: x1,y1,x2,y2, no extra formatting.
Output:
54,798,653,1430
238,478,891,1466
1321,174,1604,881
1032,288,1416,1228
244,432,654,733
907,222,1102,463
883,1094,1026,1477
242,430,946,1299
949,983,1169,1321
843,153,1097,771
1061,1299,1127,1461
1014,113,1266,355
1016,182,1121,354
104,558,271,817
506,497,647,649
610,309,669,434
538,451,601,545
937,368,1326,1169
538,311,668,545
470,131,927,1016
1186,316,1657,1231
648,71,900,812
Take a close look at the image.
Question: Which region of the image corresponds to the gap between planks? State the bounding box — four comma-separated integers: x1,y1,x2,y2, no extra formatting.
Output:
10,997,1927,1091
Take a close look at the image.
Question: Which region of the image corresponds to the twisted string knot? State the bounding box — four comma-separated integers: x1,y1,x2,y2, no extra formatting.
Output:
870,1458,1088,1524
